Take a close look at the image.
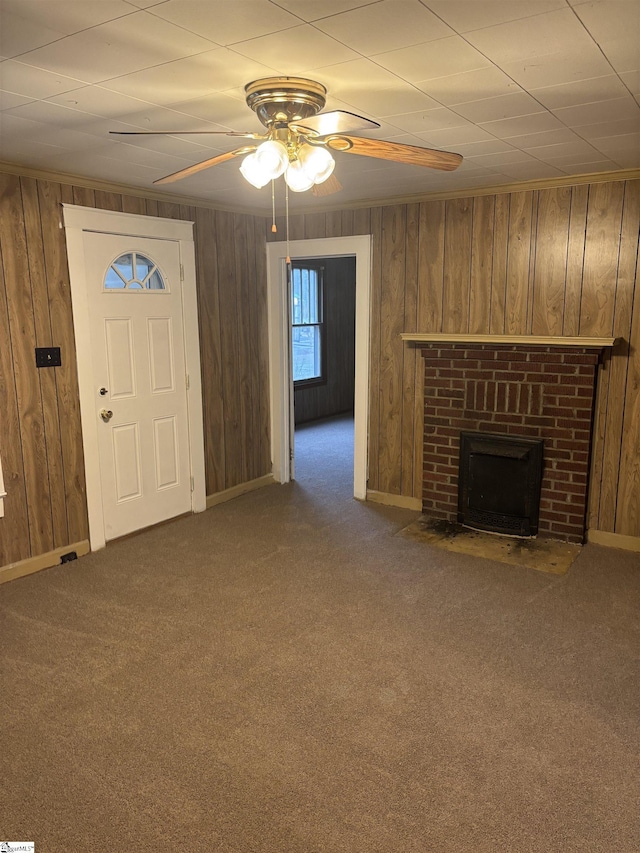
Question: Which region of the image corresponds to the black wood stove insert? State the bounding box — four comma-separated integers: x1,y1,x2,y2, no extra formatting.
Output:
458,431,544,537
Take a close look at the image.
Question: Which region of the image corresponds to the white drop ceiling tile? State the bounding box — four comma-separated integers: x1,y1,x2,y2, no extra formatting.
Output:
0,59,86,98
4,98,100,129
0,9,67,58
480,111,565,139
452,92,545,124
429,137,515,157
3,1,135,35
0,90,35,110
425,0,566,33
553,97,640,129
500,47,613,90
125,0,171,8
337,85,441,118
231,25,359,72
103,49,275,105
415,66,520,106
498,161,566,180
620,70,640,95
571,0,640,45
47,85,157,119
529,75,631,110
505,128,584,149
599,37,640,75
590,131,640,156
416,124,499,147
465,9,595,65
17,11,217,84
149,0,301,45
610,150,640,168
313,59,400,93
525,138,604,161
577,117,640,139
273,0,378,20
389,107,471,134
164,92,263,130
313,1,453,55
373,36,491,83
467,149,540,167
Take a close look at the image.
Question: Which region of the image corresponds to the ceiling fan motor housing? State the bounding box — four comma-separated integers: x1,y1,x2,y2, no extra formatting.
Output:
245,77,327,128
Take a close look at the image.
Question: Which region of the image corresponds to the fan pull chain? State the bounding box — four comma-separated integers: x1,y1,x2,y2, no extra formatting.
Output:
271,180,277,233
285,182,291,265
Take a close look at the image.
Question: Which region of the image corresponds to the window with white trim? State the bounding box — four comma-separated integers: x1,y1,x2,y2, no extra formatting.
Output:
291,261,325,385
104,252,166,291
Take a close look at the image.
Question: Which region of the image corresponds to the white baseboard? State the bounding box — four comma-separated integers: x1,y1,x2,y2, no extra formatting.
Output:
0,540,91,585
365,490,422,511
587,529,640,552
206,474,276,509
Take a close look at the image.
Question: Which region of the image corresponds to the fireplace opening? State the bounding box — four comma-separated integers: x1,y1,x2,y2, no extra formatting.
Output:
458,432,544,537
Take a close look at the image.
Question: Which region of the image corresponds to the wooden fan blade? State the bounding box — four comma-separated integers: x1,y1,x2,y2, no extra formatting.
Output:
324,135,463,171
294,110,380,136
110,130,263,138
153,146,255,185
311,173,343,197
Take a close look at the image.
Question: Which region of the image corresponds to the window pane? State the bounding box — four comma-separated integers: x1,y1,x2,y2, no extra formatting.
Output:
114,254,133,280
104,267,126,289
292,325,321,382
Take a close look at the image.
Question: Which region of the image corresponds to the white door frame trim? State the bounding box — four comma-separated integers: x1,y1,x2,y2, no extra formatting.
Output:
62,204,206,551
266,234,371,499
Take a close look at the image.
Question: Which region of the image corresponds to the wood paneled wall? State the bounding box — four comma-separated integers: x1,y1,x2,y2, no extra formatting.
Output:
0,172,270,568
281,179,640,539
1,170,639,572
294,256,356,425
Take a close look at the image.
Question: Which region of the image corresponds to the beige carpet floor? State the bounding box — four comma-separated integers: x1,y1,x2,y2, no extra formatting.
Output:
1,414,639,852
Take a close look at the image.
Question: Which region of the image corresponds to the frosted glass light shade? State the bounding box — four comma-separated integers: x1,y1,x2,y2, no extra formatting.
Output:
297,144,335,184
254,140,288,179
239,153,270,188
284,160,315,192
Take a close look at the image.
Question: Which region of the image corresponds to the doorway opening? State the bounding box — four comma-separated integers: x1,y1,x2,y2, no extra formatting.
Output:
266,234,371,500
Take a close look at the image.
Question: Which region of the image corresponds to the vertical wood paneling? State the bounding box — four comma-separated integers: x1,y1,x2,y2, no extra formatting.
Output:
94,190,122,211
598,181,640,531
580,181,625,335
617,239,640,535
254,219,271,476
0,202,31,565
378,205,406,494
305,212,326,239
0,174,53,555
215,210,243,489
469,195,494,333
402,204,419,495
122,195,147,215
326,209,342,238
442,198,472,333
194,206,225,494
353,207,371,236
532,187,571,336
490,193,510,334
37,179,89,544
417,201,444,331
563,184,589,336
72,186,95,207
505,191,534,334
21,177,68,548
145,199,159,216
234,214,254,482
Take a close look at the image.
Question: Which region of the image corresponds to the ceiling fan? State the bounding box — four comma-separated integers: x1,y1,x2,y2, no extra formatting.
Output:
110,76,463,195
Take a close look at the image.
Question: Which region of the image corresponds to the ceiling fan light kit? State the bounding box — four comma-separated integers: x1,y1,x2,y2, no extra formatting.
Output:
111,76,463,195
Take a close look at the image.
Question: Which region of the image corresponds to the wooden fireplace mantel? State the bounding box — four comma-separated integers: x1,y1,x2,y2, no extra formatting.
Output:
401,333,618,348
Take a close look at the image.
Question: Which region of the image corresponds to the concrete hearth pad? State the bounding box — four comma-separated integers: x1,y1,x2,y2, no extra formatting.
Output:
399,516,582,575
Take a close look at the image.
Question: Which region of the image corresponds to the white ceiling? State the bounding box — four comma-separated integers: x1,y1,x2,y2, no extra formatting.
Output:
0,0,638,212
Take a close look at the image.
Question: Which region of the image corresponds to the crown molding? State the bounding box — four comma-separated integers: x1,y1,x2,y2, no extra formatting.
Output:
1,160,638,219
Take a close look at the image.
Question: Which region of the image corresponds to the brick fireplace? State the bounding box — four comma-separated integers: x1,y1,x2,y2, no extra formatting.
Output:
415,337,614,544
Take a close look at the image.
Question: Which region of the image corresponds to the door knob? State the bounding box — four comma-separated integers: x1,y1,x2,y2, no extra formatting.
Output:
99,387,108,396
100,409,113,422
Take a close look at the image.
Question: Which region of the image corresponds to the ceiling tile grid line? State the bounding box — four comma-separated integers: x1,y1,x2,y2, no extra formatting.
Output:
0,0,638,210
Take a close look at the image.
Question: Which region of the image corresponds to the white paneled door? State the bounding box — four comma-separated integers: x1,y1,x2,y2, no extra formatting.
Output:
82,231,192,541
